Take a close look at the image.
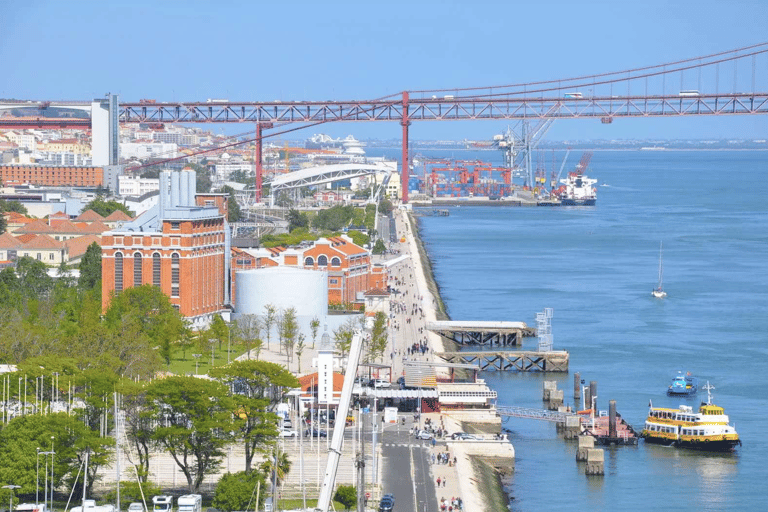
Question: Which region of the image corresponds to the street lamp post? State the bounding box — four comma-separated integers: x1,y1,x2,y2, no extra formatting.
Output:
36,448,40,506
209,339,216,368
2,485,20,512
192,354,201,375
49,437,55,512
40,450,54,511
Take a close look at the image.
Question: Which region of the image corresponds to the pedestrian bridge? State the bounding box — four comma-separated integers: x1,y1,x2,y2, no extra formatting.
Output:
269,162,395,192
497,405,577,423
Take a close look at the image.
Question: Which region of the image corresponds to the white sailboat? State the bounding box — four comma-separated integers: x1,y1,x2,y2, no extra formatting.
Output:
652,241,667,298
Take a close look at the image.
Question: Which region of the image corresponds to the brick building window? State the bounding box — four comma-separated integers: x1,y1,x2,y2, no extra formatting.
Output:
153,253,161,287
134,252,142,286
318,255,328,266
331,257,341,266
171,253,180,298
115,252,123,293
304,257,314,266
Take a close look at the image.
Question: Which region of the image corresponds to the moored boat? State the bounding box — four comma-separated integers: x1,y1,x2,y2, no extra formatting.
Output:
641,382,741,451
667,371,698,396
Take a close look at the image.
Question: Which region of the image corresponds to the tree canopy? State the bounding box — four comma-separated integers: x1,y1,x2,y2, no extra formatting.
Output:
81,197,133,217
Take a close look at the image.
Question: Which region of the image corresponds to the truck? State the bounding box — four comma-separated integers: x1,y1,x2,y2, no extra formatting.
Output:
177,495,201,512
152,496,173,512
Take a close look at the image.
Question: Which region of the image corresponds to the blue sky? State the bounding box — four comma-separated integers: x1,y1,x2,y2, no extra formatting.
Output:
1,0,767,141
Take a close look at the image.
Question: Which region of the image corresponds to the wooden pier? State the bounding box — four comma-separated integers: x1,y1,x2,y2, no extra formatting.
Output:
428,321,536,347
436,350,569,372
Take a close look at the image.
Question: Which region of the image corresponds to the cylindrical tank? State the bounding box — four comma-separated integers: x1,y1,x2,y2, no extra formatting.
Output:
235,267,328,318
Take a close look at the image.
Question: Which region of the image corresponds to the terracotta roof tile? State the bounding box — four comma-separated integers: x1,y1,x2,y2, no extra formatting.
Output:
16,233,36,244
19,233,65,250
0,232,21,249
105,210,132,221
74,209,104,222
64,235,101,260
13,219,54,234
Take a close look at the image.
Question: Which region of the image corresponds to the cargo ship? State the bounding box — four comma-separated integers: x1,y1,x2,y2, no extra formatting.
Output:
556,171,597,206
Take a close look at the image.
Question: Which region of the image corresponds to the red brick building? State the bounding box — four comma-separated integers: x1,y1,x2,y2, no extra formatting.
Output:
0,165,103,187
101,170,229,329
231,235,385,306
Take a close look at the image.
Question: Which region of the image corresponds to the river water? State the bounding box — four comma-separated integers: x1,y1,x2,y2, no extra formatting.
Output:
412,149,768,511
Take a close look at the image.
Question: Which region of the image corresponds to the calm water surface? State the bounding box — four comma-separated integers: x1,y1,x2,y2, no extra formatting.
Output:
415,150,768,511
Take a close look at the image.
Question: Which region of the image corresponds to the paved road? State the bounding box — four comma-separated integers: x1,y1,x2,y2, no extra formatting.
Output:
380,415,438,512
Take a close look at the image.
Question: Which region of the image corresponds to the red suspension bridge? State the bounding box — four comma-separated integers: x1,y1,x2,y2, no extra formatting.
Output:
2,42,768,202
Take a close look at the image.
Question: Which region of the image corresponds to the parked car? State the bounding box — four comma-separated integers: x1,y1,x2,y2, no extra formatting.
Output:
415,430,433,440
128,503,144,512
279,429,297,438
452,432,479,440
373,379,391,388
305,428,327,438
378,493,395,512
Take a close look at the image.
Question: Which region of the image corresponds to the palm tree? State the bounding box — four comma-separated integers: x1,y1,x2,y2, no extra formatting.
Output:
260,450,292,487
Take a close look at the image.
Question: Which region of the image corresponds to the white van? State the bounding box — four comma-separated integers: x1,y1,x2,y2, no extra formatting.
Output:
177,495,201,512
152,496,173,512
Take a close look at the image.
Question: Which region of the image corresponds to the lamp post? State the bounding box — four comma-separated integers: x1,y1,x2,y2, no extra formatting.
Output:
36,447,40,506
192,354,201,375
49,437,55,512
2,485,20,512
40,450,54,511
209,339,216,368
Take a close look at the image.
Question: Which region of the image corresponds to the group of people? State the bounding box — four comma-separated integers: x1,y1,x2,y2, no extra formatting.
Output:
439,496,463,511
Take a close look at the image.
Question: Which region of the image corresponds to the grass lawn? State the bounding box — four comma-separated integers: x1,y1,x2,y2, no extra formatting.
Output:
166,339,263,375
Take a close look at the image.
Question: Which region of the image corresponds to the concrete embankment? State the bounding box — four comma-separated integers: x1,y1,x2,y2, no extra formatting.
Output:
404,209,514,512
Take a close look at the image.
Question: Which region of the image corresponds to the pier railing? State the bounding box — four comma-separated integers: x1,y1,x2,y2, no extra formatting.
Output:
497,406,576,423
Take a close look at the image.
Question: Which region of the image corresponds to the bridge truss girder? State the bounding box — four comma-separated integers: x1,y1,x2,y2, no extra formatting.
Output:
114,93,768,124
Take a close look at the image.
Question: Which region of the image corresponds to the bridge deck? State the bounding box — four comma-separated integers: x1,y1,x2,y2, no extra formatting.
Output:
428,321,535,347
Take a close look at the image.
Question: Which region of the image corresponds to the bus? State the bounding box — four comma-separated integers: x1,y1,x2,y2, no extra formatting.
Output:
678,90,700,97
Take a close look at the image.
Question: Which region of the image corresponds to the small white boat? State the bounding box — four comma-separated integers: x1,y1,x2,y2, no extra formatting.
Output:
652,241,667,298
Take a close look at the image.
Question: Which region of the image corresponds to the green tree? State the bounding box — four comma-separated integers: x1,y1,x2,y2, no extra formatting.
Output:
0,413,113,500
263,304,277,351
0,199,28,214
213,471,267,512
333,319,356,359
333,485,357,511
146,376,234,492
280,307,298,367
259,449,291,488
118,380,155,483
312,205,355,231
287,209,309,232
78,242,102,292
372,238,386,255
228,169,252,185
82,197,133,217
310,316,320,349
210,314,229,351
220,185,242,222
104,285,185,366
378,197,394,215
295,333,306,373
368,311,389,363
210,360,298,473
236,314,262,360
346,230,369,247
14,256,54,299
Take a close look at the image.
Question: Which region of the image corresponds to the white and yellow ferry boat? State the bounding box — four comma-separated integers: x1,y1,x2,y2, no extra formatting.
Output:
640,382,741,451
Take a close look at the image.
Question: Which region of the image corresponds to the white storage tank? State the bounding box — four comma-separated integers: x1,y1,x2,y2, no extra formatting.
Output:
235,267,328,318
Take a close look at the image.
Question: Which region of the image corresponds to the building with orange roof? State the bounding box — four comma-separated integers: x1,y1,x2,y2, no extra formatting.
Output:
74,209,105,223
12,234,67,264
64,234,101,265
232,235,380,307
